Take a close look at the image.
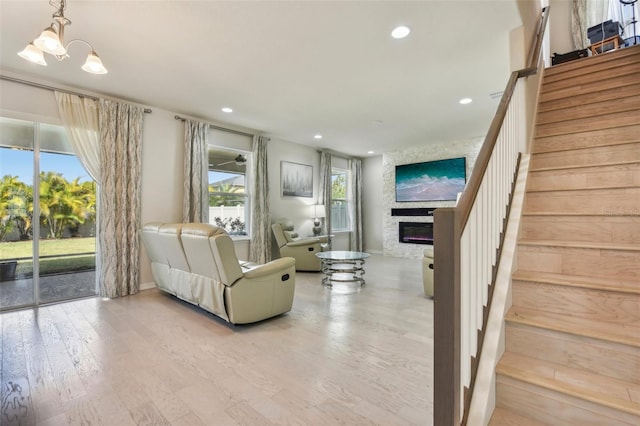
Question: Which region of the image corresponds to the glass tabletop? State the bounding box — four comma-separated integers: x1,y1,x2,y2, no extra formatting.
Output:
316,250,370,261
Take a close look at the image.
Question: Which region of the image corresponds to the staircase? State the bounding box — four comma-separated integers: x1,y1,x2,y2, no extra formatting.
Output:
490,46,640,425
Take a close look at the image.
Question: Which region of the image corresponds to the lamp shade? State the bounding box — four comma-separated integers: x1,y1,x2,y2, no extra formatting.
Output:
18,42,47,66
34,26,66,55
313,204,326,218
81,51,108,74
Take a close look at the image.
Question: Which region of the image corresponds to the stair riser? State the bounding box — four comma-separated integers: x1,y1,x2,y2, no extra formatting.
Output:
538,83,640,115
537,95,640,126
520,216,640,245
496,376,640,425
505,323,640,384
536,109,640,138
523,188,640,215
517,245,640,281
528,163,640,191
511,281,640,326
534,127,640,154
540,71,640,103
542,61,640,93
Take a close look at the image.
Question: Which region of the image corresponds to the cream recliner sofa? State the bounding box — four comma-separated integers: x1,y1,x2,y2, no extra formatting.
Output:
271,219,328,271
142,222,296,324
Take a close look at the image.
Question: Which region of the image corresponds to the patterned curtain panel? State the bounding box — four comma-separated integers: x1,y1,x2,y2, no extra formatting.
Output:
571,0,611,49
98,99,144,298
318,150,332,235
182,120,210,223
55,92,101,182
572,0,587,49
249,135,271,264
348,158,363,251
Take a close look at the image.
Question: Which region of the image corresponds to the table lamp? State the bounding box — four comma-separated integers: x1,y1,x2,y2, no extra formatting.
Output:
312,204,326,236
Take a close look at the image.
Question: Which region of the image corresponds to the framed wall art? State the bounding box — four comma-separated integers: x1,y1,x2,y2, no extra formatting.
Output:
281,161,313,198
395,157,466,202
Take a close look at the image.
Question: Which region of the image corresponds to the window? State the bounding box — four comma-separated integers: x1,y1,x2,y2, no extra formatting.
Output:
331,168,349,231
208,147,250,236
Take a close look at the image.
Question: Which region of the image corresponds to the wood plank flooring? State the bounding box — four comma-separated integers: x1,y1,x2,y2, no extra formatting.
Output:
1,254,432,425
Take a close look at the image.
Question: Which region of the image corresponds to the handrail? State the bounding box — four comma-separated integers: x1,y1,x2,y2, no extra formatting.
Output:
433,6,550,426
457,6,550,232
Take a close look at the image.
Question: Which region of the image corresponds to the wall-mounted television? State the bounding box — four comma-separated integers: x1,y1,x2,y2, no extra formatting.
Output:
395,157,466,202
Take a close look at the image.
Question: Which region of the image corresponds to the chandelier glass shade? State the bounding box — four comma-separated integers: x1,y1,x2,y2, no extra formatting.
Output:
17,42,48,66
17,0,107,74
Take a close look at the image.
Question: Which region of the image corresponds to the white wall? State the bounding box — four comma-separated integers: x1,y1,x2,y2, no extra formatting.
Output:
549,0,574,56
267,138,320,259
362,155,383,254
138,108,184,285
265,139,351,258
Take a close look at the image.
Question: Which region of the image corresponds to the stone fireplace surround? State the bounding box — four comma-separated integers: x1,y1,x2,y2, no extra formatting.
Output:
382,137,482,259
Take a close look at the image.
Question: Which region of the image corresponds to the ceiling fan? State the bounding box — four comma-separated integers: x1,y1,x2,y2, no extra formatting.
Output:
216,154,247,167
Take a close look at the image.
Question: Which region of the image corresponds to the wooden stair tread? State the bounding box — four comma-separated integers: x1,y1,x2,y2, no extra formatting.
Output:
537,96,640,125
543,55,640,88
540,66,640,96
533,127,640,154
522,211,639,217
535,109,640,138
538,83,640,114
525,186,640,196
489,407,548,426
518,240,640,252
496,352,640,417
544,45,640,76
506,306,640,348
526,184,640,193
539,73,640,103
529,158,640,173
512,270,640,294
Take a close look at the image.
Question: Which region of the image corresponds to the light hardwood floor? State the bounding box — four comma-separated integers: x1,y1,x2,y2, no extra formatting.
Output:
1,254,433,425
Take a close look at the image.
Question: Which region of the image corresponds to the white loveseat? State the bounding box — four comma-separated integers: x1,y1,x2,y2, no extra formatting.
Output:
142,222,296,324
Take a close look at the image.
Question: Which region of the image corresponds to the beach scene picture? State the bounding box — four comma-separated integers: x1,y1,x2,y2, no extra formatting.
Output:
395,157,466,202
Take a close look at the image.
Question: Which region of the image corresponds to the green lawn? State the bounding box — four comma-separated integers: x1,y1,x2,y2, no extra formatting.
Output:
0,237,95,276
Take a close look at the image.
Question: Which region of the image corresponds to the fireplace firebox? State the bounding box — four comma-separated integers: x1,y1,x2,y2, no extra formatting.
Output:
399,222,433,245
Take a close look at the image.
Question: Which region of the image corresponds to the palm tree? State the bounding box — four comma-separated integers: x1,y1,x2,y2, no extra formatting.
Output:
39,172,95,239
0,175,34,241
0,175,16,240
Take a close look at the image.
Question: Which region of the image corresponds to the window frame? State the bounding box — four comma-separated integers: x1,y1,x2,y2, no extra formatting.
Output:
207,146,251,238
330,167,350,232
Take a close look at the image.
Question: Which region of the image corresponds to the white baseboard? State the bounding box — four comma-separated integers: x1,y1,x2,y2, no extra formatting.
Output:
139,281,156,291
366,249,383,255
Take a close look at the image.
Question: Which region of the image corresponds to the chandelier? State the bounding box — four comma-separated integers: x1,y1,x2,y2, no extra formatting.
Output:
18,0,107,74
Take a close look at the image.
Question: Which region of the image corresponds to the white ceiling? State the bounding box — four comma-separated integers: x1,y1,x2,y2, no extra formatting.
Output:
0,0,523,157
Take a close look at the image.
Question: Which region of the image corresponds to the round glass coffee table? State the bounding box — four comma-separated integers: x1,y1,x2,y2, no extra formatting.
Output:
315,251,371,287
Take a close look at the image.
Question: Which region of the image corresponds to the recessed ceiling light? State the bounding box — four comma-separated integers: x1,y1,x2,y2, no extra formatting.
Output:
221,107,233,113
391,25,411,39
367,150,375,154
459,98,472,105
314,134,322,140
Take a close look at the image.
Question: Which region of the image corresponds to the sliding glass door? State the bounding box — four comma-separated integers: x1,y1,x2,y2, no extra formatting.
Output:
0,117,97,310
0,118,36,308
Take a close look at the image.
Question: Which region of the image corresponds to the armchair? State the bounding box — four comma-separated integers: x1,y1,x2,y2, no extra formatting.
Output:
272,218,328,271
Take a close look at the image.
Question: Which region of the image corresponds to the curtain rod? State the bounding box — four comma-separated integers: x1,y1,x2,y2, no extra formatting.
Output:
0,75,152,113
174,115,254,138
316,148,359,160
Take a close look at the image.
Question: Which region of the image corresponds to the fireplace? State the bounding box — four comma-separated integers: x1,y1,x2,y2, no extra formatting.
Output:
399,222,433,245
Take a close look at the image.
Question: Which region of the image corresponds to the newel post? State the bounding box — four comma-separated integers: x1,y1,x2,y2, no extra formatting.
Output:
433,207,461,425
